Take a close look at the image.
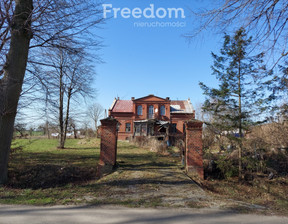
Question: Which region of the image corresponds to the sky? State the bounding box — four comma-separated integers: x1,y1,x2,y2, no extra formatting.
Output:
93,0,223,112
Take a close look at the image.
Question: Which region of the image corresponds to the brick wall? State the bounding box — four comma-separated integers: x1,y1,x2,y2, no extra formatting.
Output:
97,117,119,177
185,119,204,179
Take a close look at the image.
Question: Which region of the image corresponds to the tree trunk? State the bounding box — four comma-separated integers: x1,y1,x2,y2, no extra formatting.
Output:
73,125,77,139
0,0,33,184
63,89,72,143
95,121,98,138
46,121,50,139
58,63,65,149
238,61,243,181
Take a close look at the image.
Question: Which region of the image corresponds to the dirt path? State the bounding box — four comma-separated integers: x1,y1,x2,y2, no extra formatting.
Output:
93,149,270,213
96,166,210,208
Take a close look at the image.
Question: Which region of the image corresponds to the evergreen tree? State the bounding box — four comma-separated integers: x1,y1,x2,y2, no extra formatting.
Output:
267,60,288,122
199,28,267,180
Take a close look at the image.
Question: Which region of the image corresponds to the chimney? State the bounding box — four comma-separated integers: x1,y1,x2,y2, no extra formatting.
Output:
166,97,170,100
131,97,135,100
117,97,120,100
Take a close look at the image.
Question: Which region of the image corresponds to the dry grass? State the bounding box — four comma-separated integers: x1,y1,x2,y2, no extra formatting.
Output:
201,176,288,215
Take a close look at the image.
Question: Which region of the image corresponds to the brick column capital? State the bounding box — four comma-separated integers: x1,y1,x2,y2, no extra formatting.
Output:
185,119,203,130
100,116,119,126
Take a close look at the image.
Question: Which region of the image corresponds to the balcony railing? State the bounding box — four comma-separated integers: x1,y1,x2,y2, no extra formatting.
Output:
147,114,154,119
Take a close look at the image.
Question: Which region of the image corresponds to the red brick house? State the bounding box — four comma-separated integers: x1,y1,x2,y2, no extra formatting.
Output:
108,94,195,141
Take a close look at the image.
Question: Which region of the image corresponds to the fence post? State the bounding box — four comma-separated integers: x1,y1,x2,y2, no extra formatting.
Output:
185,119,204,180
97,116,119,177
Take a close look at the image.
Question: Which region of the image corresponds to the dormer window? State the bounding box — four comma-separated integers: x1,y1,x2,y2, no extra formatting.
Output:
160,105,165,115
137,105,143,115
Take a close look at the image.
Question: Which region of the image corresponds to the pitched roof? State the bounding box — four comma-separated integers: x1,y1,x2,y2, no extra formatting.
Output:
134,94,168,101
110,98,194,114
111,100,133,113
170,100,194,113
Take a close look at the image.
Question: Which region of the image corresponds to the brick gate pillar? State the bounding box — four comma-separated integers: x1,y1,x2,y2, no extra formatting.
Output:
185,119,204,180
97,116,119,177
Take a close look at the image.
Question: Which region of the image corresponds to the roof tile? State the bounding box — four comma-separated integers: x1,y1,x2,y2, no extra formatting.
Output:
112,100,133,113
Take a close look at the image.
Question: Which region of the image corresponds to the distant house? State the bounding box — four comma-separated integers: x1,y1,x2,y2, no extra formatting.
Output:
109,94,195,141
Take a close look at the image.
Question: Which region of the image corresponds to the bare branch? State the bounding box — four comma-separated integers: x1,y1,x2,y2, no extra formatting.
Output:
188,0,288,65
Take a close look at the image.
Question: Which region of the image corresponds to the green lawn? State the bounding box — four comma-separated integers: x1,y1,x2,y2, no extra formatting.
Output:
1,138,178,206
1,138,99,205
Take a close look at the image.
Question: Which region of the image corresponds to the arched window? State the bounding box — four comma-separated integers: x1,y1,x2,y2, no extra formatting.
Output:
137,105,142,115
160,105,165,115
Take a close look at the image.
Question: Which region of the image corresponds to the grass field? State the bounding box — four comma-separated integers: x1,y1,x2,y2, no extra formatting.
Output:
1,138,101,205
1,138,181,206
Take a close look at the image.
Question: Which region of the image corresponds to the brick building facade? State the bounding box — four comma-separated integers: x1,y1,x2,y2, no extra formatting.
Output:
109,94,195,141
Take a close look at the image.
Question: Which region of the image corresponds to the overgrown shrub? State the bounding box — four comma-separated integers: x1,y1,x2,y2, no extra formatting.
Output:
203,123,288,180
130,136,149,147
131,137,168,154
215,155,238,179
266,151,288,174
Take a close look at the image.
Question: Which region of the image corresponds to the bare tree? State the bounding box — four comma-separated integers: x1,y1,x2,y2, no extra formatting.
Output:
68,117,77,139
87,103,104,137
0,0,103,183
82,120,90,138
39,46,94,148
38,120,50,138
0,0,33,184
14,122,27,139
188,0,288,65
